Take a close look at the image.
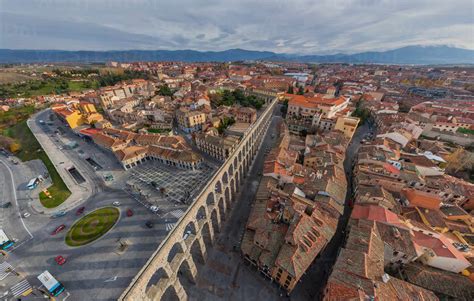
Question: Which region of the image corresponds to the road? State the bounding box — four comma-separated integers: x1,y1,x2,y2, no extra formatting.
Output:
186,104,286,300
184,116,374,301
0,111,184,301
0,157,40,245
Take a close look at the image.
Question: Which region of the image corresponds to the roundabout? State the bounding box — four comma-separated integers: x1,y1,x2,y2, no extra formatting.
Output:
65,207,120,247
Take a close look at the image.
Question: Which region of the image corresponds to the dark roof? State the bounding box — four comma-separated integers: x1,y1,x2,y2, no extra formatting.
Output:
401,263,474,300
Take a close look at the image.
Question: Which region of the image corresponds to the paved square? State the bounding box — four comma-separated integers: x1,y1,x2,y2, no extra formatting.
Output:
127,162,216,206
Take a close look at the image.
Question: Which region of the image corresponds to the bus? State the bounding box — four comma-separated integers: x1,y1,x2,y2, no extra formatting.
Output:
37,271,65,297
0,229,14,250
26,177,40,190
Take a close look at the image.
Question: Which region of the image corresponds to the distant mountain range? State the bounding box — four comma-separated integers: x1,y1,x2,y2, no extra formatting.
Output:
0,46,472,65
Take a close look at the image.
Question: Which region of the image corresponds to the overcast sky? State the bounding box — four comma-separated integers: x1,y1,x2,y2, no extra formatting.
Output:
0,0,473,54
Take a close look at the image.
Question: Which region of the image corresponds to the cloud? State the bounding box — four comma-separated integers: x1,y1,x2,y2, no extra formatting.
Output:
0,0,472,53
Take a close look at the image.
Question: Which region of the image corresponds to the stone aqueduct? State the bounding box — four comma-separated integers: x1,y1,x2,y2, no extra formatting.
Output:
119,98,278,301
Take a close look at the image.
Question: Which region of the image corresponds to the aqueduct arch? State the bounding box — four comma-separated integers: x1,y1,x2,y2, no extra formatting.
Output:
119,98,277,301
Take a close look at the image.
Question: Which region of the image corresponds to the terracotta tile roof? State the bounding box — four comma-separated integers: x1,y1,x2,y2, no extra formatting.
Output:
324,219,438,301
54,108,75,118
412,231,469,263
376,222,418,259
400,263,474,300
79,127,101,137
402,207,447,229
285,93,347,108
103,127,137,141
355,185,401,213
351,205,404,227
114,145,147,161
383,162,401,175
242,182,338,282
401,188,441,210
275,201,339,279
91,132,125,149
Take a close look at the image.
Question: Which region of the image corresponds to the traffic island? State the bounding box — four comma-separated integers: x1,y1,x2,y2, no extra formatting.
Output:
65,207,120,247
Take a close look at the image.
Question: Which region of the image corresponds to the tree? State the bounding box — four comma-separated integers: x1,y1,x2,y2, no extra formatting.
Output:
287,85,294,94
217,116,235,134
9,142,20,153
222,90,236,106
280,99,289,117
297,85,305,95
157,84,174,97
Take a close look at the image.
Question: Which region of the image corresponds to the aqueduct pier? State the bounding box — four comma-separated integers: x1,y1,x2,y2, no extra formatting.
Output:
119,98,278,300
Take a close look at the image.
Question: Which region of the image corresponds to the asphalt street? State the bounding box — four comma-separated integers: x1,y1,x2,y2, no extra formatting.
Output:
187,114,375,301
187,104,286,300
0,110,188,301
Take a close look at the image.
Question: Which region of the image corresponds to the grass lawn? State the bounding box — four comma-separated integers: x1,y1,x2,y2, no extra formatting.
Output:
457,127,474,136
147,128,171,134
65,207,120,247
0,79,99,98
5,120,71,208
0,105,37,130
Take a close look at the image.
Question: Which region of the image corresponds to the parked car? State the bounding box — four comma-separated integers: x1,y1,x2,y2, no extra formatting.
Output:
51,211,67,218
145,221,154,229
23,212,31,218
0,202,12,208
76,207,85,216
51,224,66,235
113,201,121,206
55,255,67,265
126,209,133,217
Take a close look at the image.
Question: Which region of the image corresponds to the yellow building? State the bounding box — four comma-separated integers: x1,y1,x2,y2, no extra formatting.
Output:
78,102,97,114
334,116,360,139
84,113,104,124
176,108,207,133
55,109,84,129
53,102,104,129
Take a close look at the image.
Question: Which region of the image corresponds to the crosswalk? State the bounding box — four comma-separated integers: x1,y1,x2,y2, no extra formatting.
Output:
169,209,185,219
0,261,13,280
165,223,175,231
10,279,32,297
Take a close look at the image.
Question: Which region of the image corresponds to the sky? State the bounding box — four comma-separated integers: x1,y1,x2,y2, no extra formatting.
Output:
0,0,473,54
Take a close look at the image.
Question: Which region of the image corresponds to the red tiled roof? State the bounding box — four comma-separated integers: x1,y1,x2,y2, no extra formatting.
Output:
79,128,101,137
383,162,401,175
285,93,346,108
412,231,469,263
402,188,441,210
351,205,404,226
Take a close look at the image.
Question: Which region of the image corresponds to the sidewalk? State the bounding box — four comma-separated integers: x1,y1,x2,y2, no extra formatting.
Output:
27,109,92,215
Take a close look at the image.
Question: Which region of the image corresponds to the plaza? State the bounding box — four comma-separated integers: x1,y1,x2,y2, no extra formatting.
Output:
127,161,217,206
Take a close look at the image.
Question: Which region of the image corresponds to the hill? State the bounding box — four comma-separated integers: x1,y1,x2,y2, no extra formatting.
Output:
0,46,472,65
